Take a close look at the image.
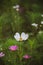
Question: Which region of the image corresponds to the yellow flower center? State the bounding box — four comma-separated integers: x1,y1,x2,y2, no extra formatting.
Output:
19,37,22,41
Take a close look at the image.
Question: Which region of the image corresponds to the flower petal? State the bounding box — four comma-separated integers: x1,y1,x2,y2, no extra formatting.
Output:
41,21,43,24
9,45,18,51
23,54,31,59
14,32,20,41
31,23,38,27
0,52,5,57
41,14,43,17
16,8,19,11
13,6,16,9
21,32,26,40
16,5,20,8
24,34,29,40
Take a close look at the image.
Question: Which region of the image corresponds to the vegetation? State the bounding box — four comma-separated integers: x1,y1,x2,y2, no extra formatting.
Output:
0,0,43,65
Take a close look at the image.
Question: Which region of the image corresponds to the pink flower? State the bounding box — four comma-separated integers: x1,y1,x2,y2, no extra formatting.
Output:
23,54,31,59
0,52,5,57
9,45,18,51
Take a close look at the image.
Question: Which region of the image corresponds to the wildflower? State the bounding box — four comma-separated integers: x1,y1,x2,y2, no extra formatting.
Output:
13,4,20,11
41,14,43,17
38,31,43,34
14,32,29,41
23,54,31,59
41,21,43,24
0,52,5,57
31,23,38,27
9,45,18,51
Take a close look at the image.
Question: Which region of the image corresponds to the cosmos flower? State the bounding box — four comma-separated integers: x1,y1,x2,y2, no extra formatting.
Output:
23,54,31,59
31,23,38,27
41,21,43,24
0,52,5,57
13,4,20,11
14,32,29,41
9,45,18,51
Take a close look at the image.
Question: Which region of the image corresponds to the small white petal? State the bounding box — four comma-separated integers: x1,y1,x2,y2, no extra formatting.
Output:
21,32,29,40
14,32,20,41
41,21,43,24
21,32,26,40
38,31,43,34
16,8,19,11
41,14,43,17
24,34,29,40
13,6,16,9
13,5,20,9
16,5,20,8
31,23,38,27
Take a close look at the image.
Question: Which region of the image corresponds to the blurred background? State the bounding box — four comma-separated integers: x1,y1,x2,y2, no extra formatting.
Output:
0,0,43,65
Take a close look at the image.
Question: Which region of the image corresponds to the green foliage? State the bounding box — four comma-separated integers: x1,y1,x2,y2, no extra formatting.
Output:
0,36,42,65
0,0,43,65
26,12,41,23
36,32,43,44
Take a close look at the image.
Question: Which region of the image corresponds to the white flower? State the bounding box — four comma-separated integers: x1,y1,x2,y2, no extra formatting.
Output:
41,14,43,17
41,21,43,24
13,5,20,11
16,8,19,11
13,6,16,9
14,32,29,41
13,5,20,8
31,23,38,27
38,31,43,34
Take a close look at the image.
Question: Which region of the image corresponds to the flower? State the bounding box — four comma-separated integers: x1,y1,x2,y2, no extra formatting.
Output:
23,54,31,59
0,52,5,57
9,45,18,51
13,4,20,11
31,23,38,27
41,14,43,17
41,21,43,24
13,5,20,9
14,32,29,41
38,31,43,34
